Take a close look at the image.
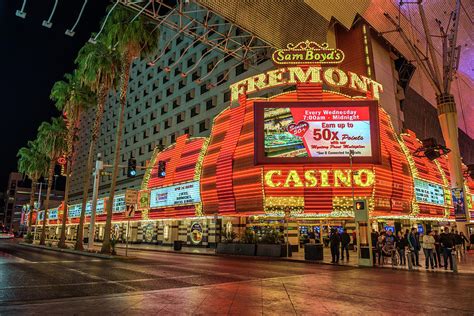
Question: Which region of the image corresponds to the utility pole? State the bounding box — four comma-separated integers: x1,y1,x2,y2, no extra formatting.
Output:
88,154,104,250
385,0,468,230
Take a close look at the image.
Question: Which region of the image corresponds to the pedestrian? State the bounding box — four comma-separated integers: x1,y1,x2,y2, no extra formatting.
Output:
308,230,316,244
433,230,442,268
408,228,421,267
377,231,386,265
352,230,357,252
371,230,379,265
470,232,474,250
397,231,407,266
439,227,455,270
329,228,341,263
459,232,469,254
422,230,435,269
341,228,350,261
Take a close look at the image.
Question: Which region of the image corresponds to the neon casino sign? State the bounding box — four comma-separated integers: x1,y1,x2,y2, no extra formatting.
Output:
229,41,383,101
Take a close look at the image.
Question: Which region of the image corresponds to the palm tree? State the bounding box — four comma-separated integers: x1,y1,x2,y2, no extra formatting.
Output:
17,140,49,235
100,6,159,254
73,40,121,251
37,117,67,245
51,72,95,248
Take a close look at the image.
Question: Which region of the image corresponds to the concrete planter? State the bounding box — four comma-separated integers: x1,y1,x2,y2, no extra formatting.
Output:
256,244,287,257
216,243,256,256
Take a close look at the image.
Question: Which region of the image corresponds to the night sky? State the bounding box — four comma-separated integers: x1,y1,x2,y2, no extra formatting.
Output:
0,1,109,191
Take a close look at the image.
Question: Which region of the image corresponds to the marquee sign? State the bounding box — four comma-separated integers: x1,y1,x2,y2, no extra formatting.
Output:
150,181,201,209
255,100,381,164
413,178,445,206
272,41,344,66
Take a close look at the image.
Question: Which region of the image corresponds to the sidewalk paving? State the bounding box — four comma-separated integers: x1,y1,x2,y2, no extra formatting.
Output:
38,239,474,274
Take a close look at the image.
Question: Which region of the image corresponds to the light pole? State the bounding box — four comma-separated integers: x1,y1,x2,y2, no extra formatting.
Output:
88,153,104,250
33,181,44,243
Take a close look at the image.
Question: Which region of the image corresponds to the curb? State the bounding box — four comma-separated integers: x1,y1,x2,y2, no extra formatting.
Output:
18,242,115,259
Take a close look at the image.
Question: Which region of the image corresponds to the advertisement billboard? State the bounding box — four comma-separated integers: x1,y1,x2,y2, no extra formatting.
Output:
150,181,201,209
254,101,380,164
413,178,445,206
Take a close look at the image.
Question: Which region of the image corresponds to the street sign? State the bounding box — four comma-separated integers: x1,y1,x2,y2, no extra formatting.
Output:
125,204,135,218
125,189,138,205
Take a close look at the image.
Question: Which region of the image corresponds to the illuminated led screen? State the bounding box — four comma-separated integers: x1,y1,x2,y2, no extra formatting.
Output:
150,181,201,208
255,101,380,164
414,178,445,205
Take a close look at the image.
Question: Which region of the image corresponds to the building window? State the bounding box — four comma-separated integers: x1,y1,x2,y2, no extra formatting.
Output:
190,104,200,117
176,112,185,124
166,85,174,97
192,70,200,81
198,119,209,133
206,96,217,110
150,111,157,120
164,118,171,129
223,91,231,102
170,133,176,144
235,63,246,76
143,129,149,139
200,84,208,94
217,71,228,85
178,79,186,89
153,124,160,134
186,90,195,101
161,104,168,115
187,56,195,68
173,97,181,109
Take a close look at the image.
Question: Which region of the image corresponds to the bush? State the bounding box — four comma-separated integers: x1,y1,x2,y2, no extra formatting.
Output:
240,228,256,244
260,228,282,244
24,232,33,244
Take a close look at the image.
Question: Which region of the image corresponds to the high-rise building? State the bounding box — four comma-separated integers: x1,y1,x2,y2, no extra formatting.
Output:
3,172,64,232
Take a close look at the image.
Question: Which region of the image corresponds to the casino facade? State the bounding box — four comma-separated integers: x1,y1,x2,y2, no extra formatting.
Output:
35,42,474,249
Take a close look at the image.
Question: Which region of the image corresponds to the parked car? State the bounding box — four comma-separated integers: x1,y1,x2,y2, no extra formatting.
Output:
0,228,15,239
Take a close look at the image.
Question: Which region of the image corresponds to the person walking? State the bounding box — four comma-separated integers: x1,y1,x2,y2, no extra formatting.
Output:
397,231,407,266
422,231,436,269
454,231,464,258
377,231,386,265
352,230,357,252
408,228,421,267
440,227,455,270
329,228,341,264
433,230,442,268
371,230,379,265
459,232,469,254
341,228,350,261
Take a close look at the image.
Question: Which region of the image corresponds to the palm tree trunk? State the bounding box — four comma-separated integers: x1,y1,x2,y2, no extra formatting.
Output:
39,160,55,245
75,86,108,251
58,109,79,248
27,179,37,235
101,54,132,254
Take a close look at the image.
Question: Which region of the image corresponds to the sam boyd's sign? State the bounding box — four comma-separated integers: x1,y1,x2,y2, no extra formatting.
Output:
150,181,201,208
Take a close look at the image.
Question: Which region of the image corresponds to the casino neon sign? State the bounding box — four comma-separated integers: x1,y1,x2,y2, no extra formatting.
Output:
264,169,375,188
229,41,383,102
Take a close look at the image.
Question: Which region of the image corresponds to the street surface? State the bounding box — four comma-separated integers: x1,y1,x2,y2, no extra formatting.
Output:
1,239,473,315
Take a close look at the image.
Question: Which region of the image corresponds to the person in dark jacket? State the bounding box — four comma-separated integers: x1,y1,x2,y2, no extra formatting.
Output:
397,231,407,265
329,229,341,263
459,232,469,253
433,230,442,268
341,228,351,260
408,228,421,267
371,230,379,265
440,227,455,270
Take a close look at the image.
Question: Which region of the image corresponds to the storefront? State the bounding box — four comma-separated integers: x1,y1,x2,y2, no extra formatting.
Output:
37,42,474,248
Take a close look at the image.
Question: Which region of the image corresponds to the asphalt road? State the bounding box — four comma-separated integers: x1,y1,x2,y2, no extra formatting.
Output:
1,239,473,315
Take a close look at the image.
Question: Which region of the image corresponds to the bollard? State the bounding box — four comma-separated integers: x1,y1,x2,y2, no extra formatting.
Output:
407,249,413,270
452,248,458,273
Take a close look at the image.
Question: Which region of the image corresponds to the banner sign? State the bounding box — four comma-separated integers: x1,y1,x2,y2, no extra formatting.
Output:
272,41,344,66
414,178,445,206
150,181,201,209
137,190,150,210
452,189,467,222
255,101,380,164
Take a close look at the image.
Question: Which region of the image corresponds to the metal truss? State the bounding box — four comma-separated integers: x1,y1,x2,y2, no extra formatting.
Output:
118,0,274,69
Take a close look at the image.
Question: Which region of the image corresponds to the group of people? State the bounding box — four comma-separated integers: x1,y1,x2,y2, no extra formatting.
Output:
328,228,355,263
372,227,470,270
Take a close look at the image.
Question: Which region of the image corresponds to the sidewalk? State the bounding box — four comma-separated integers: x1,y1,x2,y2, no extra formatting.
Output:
39,239,474,274
112,241,474,274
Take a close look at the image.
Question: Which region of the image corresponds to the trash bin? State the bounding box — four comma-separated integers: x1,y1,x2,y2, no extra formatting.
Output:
173,240,182,251
304,243,323,260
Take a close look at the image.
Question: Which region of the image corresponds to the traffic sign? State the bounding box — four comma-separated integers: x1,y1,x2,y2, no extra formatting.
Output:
125,189,138,205
125,204,135,218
